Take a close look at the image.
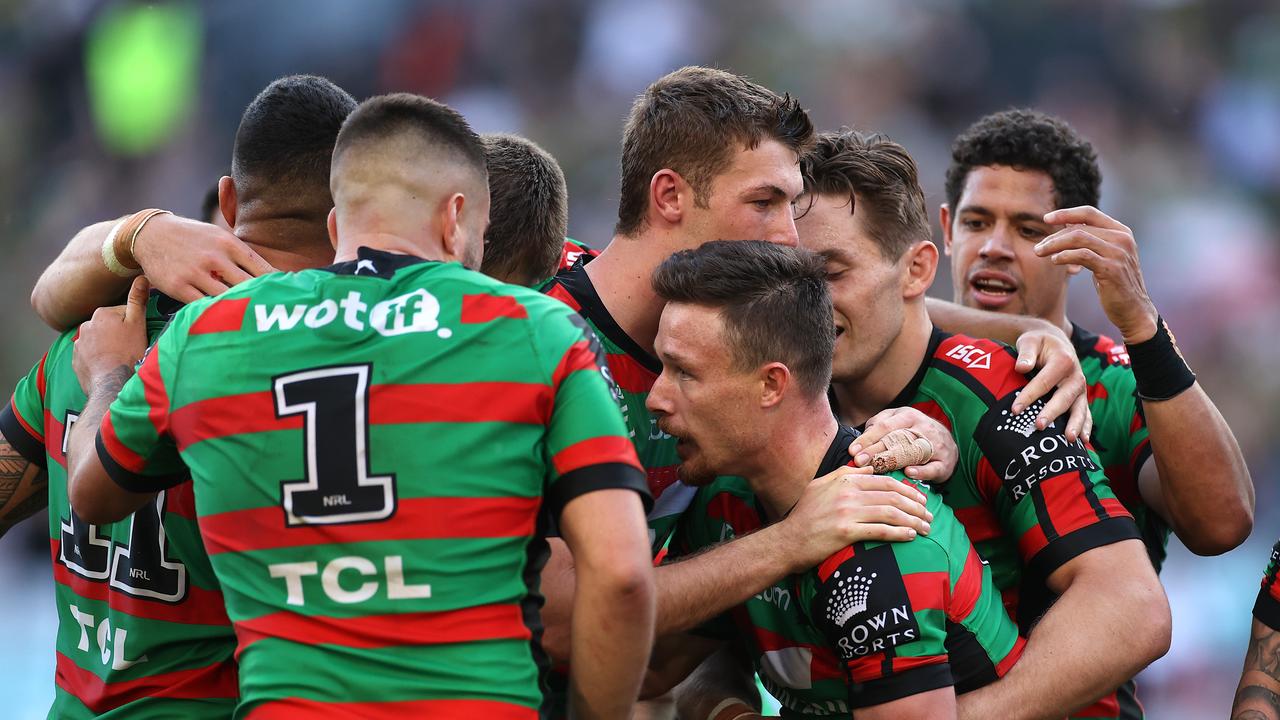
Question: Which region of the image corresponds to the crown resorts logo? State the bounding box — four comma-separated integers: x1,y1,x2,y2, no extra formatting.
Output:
995,398,1045,438
827,566,876,627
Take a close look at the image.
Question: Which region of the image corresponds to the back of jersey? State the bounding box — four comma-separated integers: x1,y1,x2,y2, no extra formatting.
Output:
101,249,644,718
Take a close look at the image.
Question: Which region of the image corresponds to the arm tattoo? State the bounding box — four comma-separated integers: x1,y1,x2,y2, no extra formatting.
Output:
1233,624,1280,720
0,441,48,538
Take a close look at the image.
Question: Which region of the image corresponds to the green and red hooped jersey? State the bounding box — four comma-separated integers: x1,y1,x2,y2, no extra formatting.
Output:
839,328,1144,720
543,255,690,557
672,426,1025,717
0,293,237,720
1253,541,1280,631
94,249,649,719
1070,324,1166,572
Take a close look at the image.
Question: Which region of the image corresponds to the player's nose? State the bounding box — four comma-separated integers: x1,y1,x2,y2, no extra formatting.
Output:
978,224,1015,261
646,372,673,416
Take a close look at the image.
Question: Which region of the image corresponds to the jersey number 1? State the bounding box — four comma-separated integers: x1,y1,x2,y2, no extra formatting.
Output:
274,364,397,525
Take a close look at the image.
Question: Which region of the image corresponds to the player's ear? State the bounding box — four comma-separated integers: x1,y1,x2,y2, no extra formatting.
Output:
760,362,790,409
938,204,953,256
217,176,237,229
902,240,938,300
440,193,466,261
326,207,339,251
650,169,689,229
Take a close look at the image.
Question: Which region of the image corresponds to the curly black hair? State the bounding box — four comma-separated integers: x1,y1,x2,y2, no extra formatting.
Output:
944,109,1101,214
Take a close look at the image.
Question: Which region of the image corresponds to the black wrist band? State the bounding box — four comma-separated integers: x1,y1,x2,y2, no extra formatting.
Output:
1127,316,1196,401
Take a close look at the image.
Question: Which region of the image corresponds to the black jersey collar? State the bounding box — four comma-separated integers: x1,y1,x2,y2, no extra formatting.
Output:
1068,322,1100,358
555,256,663,374
815,425,862,478
831,326,948,430
322,247,439,279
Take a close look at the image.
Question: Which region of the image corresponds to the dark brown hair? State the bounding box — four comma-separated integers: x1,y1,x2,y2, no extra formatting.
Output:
616,66,814,236
652,240,833,398
479,133,568,286
801,130,930,261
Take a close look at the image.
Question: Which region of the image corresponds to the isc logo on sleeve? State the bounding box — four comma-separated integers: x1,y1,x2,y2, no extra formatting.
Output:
254,290,453,338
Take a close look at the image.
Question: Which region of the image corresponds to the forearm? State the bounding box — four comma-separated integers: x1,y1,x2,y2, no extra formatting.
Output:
0,441,47,538
66,366,147,524
925,297,1055,345
1142,383,1254,554
31,218,131,330
957,545,1170,720
655,523,795,635
1234,620,1280,720
570,570,656,719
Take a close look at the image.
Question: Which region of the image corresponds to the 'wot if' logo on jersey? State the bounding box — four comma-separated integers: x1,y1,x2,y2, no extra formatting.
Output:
254,290,453,339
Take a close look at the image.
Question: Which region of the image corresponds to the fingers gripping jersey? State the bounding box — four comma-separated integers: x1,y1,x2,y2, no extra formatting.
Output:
0,293,236,720
861,329,1142,720
543,255,688,555
1253,540,1280,631
672,427,1024,716
93,249,649,719
1070,324,1166,572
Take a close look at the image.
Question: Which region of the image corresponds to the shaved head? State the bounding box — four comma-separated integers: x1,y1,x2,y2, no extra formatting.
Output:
330,94,489,268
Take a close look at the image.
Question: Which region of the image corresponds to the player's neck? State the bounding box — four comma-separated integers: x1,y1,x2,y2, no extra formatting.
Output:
831,305,933,427
745,403,839,523
332,233,448,265
233,217,335,272
583,233,671,355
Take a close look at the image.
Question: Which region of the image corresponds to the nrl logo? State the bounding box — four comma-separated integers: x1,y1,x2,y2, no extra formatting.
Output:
827,566,876,627
995,399,1045,438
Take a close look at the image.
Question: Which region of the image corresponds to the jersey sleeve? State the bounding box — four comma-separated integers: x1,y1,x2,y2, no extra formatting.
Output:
805,538,953,709
1255,540,1280,631
0,342,59,467
95,307,197,493
538,307,649,520
1092,366,1152,491
968,361,1140,582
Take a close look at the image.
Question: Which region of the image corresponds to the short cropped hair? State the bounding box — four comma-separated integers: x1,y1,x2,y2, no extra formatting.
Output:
232,75,356,202
945,109,1101,214
801,130,931,261
480,133,568,285
652,240,833,398
616,66,814,236
333,93,486,182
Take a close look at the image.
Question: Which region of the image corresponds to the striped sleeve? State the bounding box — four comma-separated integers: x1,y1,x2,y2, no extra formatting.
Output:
0,343,57,466
539,308,648,520
970,372,1139,582
807,535,953,709
1254,540,1280,631
96,307,197,492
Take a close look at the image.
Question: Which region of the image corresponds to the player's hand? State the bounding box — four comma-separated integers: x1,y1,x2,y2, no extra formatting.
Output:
849,407,957,483
132,213,276,302
72,276,150,394
777,467,932,572
1010,325,1092,443
1038,206,1159,345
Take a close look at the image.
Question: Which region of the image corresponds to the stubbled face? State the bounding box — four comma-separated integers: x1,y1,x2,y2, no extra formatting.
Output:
680,138,804,249
646,303,761,485
944,165,1068,319
795,194,905,383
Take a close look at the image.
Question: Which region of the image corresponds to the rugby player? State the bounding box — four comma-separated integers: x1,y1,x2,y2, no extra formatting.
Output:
478,133,572,287
1233,541,1280,720
797,130,1170,720
935,109,1253,569
646,240,1025,718
538,67,949,667
65,92,656,720
0,74,357,719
